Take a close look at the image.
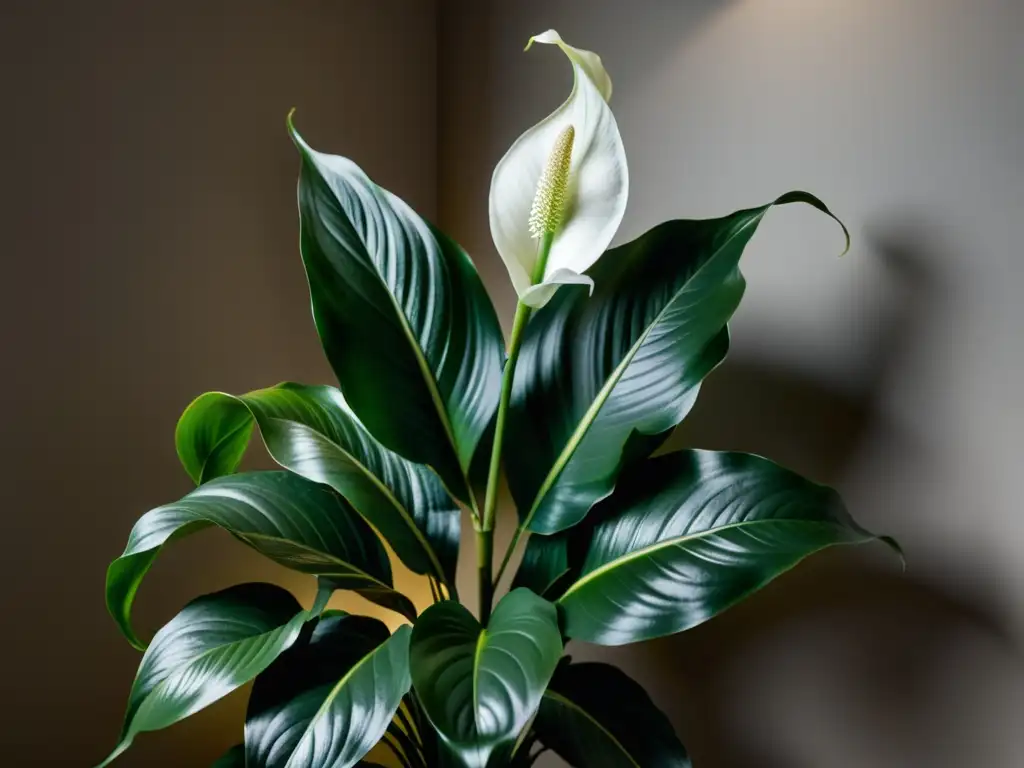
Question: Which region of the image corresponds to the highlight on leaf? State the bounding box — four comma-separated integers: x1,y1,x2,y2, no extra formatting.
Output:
92,26,901,768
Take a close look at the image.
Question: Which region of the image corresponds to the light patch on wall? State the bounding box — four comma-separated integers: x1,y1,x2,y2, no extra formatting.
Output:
317,540,435,631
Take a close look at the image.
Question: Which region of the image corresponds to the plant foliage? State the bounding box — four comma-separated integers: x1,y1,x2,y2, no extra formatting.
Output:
95,31,898,768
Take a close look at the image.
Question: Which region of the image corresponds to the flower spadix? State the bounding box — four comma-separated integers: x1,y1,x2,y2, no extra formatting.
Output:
489,30,628,309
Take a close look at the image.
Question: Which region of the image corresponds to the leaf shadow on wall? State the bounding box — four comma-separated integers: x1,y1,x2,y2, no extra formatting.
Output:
554,217,1024,768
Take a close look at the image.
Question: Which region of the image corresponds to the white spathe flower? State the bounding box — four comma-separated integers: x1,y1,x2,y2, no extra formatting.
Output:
489,30,628,309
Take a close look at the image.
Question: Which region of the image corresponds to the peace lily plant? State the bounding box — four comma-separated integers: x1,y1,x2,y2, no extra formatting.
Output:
97,31,899,768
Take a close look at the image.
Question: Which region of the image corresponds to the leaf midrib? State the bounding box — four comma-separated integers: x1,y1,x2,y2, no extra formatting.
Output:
558,517,868,601
128,613,303,737
235,530,396,594
282,632,394,768
471,627,488,759
541,689,640,768
298,143,474,506
522,212,767,529
253,402,451,587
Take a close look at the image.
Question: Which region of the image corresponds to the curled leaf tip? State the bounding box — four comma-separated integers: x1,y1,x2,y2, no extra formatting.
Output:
529,125,575,240
773,190,851,258
285,108,301,146
285,109,312,156
880,534,907,571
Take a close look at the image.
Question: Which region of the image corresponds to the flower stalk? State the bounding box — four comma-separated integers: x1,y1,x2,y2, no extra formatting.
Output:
478,128,572,621
477,234,552,622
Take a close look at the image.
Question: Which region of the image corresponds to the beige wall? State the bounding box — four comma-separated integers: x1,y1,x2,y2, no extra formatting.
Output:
0,1,435,765
440,1,1023,766
4,1,1022,766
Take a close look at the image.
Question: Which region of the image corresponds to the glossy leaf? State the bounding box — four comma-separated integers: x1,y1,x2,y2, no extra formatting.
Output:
410,589,563,768
558,450,899,645
534,661,690,768
176,383,460,589
97,584,306,767
507,192,849,535
289,116,504,504
246,613,412,768
106,471,414,649
510,531,576,600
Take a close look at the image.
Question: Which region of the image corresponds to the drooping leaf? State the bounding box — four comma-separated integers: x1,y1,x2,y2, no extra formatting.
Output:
211,744,246,768
507,193,849,535
97,584,306,767
409,589,563,768
558,450,900,645
534,661,690,767
246,613,412,768
106,471,414,649
289,116,504,505
176,383,460,590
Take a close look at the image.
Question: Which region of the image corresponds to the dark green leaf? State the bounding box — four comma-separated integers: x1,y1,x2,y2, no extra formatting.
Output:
508,192,849,534
510,532,574,600
289,116,504,505
246,613,412,768
534,661,690,768
97,584,306,767
176,383,460,590
106,471,414,649
410,589,563,768
558,450,899,645
211,744,245,768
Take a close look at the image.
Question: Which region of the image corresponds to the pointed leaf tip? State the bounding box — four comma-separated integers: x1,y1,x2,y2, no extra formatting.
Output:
286,109,311,156
773,190,851,256
285,108,298,141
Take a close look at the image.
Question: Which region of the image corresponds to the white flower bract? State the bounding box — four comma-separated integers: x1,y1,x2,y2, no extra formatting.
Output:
488,30,628,309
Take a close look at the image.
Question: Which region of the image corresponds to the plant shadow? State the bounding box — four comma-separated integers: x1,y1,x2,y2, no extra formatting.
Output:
542,216,1024,767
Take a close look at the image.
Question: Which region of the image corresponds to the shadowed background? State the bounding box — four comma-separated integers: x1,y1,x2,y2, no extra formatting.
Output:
1,0,1021,766
0,1,437,765
439,2,1023,767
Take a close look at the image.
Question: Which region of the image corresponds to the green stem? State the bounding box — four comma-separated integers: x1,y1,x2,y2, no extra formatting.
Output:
476,525,494,624
481,301,532,533
478,232,554,622
494,525,525,588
